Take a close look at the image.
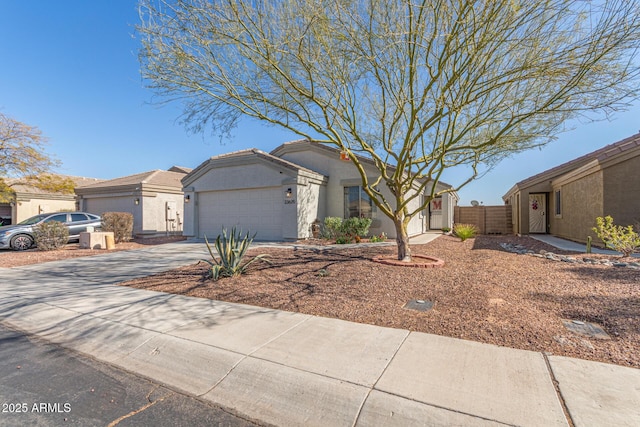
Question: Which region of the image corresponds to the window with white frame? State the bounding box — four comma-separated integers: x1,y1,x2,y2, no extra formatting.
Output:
344,186,374,218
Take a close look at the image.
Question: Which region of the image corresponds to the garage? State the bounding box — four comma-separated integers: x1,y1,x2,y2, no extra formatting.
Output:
197,187,283,241
182,148,328,241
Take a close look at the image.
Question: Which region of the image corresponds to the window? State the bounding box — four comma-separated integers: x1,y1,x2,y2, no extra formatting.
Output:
554,189,562,216
344,186,373,218
71,213,88,222
44,214,68,223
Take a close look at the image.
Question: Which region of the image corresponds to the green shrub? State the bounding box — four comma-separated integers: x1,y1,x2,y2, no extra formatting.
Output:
101,212,134,243
342,217,372,239
370,232,387,243
592,215,640,257
202,227,270,281
335,236,352,244
322,217,343,239
321,216,372,243
33,221,69,251
453,223,479,242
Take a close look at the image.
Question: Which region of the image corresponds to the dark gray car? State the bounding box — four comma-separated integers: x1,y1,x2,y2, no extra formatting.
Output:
0,212,101,251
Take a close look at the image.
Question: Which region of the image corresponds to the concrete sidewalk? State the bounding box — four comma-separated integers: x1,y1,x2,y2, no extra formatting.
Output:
530,234,640,256
1,241,638,426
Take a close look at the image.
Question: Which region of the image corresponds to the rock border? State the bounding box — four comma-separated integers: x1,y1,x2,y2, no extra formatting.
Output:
500,243,640,270
372,254,445,268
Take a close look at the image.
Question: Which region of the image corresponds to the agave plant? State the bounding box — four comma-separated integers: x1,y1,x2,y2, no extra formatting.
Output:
202,227,270,281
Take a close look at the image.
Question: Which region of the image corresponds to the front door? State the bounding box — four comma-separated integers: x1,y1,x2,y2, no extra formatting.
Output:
429,198,443,230
528,194,546,233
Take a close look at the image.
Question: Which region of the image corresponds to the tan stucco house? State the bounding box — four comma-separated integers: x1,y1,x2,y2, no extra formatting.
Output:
0,175,101,225
76,167,190,237
182,140,458,241
503,132,640,244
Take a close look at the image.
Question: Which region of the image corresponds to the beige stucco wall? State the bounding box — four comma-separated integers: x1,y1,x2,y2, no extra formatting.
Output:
551,170,603,244
79,185,185,238
278,148,442,238
603,155,640,228
189,162,292,192
13,195,77,223
139,192,185,236
293,180,324,239
81,195,144,235
277,149,375,217
183,157,324,240
182,189,197,237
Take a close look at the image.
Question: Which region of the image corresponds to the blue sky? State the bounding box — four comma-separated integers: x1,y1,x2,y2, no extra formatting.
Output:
1,1,638,205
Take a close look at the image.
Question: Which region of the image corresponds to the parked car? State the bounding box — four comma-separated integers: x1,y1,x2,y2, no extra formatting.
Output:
0,212,102,251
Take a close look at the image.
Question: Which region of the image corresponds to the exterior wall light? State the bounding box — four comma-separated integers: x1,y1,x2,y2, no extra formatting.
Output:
185,195,191,203
134,198,140,205
286,188,292,198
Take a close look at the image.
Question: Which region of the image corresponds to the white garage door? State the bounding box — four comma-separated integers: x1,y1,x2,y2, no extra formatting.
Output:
198,188,283,241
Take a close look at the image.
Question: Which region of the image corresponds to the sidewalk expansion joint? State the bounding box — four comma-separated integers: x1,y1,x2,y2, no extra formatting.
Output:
542,352,575,427
199,315,313,397
352,329,410,427
368,389,518,426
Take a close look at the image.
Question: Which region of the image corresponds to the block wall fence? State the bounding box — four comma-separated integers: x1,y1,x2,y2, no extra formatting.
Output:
454,205,512,235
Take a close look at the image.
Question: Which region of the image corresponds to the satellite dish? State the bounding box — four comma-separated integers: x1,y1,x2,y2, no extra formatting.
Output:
470,200,479,206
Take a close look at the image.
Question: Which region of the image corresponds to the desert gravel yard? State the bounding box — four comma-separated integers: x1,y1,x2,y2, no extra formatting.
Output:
118,235,640,369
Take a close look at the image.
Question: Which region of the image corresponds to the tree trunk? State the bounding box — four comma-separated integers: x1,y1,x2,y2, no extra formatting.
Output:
394,219,412,262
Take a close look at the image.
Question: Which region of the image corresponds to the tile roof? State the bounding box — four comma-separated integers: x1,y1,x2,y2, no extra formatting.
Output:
270,139,455,189
513,132,640,190
6,175,103,194
76,170,186,190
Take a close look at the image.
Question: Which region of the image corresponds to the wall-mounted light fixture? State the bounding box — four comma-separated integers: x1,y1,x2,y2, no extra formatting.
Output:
285,188,292,198
134,198,140,205
185,194,191,203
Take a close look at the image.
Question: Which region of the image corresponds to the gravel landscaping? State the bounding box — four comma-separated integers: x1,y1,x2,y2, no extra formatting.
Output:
118,235,640,369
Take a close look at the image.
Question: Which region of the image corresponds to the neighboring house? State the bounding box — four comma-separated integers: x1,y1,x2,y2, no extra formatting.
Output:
76,167,191,238
503,132,640,244
0,176,101,225
182,140,458,241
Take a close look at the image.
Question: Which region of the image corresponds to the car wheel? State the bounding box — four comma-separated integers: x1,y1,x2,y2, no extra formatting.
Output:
11,234,34,251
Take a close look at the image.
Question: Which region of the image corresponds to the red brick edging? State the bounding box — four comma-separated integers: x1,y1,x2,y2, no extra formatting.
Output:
372,254,445,268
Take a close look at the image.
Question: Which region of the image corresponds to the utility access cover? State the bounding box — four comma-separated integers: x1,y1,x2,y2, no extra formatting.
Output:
561,319,611,340
404,299,434,312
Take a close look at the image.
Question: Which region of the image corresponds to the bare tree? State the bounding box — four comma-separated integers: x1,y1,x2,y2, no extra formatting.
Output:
0,112,74,203
138,0,640,261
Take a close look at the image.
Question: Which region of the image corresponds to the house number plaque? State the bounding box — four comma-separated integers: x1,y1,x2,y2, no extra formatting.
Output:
284,199,296,204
